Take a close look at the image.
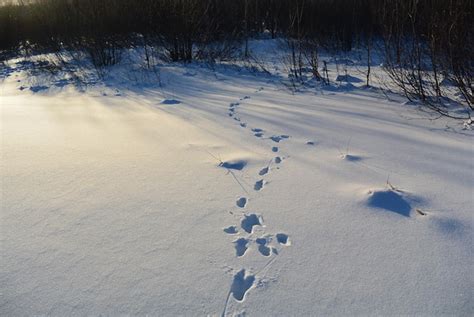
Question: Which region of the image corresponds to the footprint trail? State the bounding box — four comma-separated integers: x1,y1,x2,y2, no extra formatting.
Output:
221,91,293,311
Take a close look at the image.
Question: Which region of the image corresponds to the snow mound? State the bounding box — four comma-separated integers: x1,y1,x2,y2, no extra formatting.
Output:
29,85,49,92
160,99,181,105
440,77,456,87
219,160,247,171
336,74,363,83
341,154,363,162
366,189,412,217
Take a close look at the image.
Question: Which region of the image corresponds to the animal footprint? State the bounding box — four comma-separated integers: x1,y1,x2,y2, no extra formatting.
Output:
272,146,278,152
224,226,238,234
236,197,247,208
270,135,290,143
256,237,272,256
240,123,247,128
274,157,282,164
234,238,249,257
259,167,269,176
230,269,255,302
276,233,291,246
254,132,264,138
241,214,263,233
270,136,282,143
254,179,265,191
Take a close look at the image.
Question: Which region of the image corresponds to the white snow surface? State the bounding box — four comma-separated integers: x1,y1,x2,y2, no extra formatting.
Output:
1,43,473,316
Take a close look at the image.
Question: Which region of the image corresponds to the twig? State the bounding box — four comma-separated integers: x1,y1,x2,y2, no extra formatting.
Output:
416,208,427,216
204,149,249,195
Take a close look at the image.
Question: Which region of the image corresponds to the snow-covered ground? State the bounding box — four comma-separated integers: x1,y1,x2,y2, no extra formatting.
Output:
1,41,473,316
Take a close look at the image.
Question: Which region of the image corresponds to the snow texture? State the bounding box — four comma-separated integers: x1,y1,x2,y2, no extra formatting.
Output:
1,39,473,316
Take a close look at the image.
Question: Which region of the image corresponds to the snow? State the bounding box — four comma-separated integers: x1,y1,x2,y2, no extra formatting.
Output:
1,40,473,316
336,74,364,83
161,99,181,105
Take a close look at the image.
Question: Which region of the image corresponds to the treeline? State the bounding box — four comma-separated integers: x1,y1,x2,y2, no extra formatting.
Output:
0,0,376,58
1,0,470,58
0,0,472,117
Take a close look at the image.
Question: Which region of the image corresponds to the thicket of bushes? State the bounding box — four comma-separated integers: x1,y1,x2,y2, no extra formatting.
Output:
0,0,472,119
